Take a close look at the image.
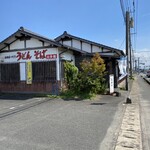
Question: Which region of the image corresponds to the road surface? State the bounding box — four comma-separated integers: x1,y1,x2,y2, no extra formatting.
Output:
0,93,126,150
138,75,150,150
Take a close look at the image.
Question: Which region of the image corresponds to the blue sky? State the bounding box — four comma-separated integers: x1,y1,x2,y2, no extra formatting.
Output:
0,0,149,53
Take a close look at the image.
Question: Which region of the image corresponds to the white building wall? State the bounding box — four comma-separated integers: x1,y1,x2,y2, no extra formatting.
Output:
72,39,81,49
3,38,51,50
57,49,75,81
44,42,50,46
59,40,63,44
63,40,71,47
103,48,111,52
3,47,8,50
26,38,42,48
92,45,102,52
59,50,75,63
10,40,24,49
82,42,91,53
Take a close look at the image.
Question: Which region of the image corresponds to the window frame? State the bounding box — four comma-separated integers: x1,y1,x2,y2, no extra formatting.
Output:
0,63,20,83
32,61,56,82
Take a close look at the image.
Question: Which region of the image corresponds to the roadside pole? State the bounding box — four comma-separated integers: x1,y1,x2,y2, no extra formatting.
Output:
138,57,140,74
126,11,130,91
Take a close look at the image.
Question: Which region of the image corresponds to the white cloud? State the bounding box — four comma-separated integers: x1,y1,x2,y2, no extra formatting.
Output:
136,48,150,52
134,52,150,58
134,50,150,65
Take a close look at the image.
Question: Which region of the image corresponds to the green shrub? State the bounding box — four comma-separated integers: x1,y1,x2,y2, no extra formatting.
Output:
64,61,78,89
64,53,107,97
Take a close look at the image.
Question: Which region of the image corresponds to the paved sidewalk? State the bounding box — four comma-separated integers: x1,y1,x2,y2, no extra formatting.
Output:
115,77,142,150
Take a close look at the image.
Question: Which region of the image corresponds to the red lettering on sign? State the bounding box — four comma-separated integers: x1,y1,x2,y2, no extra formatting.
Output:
16,49,57,61
17,51,32,61
45,54,57,59
34,49,47,59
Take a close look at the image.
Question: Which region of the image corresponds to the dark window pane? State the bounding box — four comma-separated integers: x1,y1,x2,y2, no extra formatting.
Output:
0,63,20,82
32,61,56,82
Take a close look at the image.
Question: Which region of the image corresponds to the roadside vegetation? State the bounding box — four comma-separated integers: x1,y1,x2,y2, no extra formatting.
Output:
61,53,107,99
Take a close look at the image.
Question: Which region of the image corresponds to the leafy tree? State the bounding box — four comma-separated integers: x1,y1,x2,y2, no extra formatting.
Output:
78,53,106,94
64,61,78,89
64,53,107,96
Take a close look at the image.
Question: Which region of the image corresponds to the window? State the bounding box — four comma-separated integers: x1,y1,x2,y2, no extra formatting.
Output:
32,61,56,82
0,63,20,82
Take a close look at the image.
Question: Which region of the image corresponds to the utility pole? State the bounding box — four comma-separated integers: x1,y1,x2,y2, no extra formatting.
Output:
135,60,137,71
129,35,132,77
132,50,135,72
138,57,140,74
125,11,130,91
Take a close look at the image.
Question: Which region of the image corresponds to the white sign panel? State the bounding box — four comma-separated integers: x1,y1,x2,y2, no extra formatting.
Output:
109,74,114,94
118,57,127,80
0,48,58,63
20,63,26,81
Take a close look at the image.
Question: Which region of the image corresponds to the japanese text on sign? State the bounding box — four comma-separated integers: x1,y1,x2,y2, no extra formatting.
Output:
16,49,57,61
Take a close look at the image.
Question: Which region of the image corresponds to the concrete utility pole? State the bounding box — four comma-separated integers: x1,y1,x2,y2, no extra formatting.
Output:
135,60,137,71
138,57,140,74
129,36,132,77
126,11,130,91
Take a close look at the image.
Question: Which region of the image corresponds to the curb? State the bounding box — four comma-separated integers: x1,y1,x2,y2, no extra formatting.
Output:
143,77,150,84
114,77,142,150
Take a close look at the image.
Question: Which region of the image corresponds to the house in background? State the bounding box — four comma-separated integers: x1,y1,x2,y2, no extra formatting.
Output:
0,27,126,94
55,31,126,88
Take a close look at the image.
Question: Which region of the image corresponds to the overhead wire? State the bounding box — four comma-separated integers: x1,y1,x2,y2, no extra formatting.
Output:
128,0,132,12
120,0,126,23
119,0,138,53
130,0,138,53
135,0,138,52
118,38,125,49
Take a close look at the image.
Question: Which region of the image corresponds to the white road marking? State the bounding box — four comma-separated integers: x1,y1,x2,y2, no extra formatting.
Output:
9,107,15,110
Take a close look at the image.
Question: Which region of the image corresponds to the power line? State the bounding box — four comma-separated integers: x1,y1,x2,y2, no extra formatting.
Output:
125,0,128,11
118,38,125,49
119,0,139,89
128,0,132,12
120,0,126,23
120,0,138,53
135,0,138,52
135,51,150,53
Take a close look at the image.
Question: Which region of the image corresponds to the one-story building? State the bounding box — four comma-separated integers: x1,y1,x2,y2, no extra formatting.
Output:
0,27,126,94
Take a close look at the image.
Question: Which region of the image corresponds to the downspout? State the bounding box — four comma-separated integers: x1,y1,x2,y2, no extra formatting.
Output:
59,48,68,88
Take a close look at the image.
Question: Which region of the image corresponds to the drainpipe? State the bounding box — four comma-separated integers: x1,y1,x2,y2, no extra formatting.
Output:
59,48,68,87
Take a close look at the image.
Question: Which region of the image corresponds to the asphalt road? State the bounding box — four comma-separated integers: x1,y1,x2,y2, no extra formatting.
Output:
138,76,150,150
0,93,126,150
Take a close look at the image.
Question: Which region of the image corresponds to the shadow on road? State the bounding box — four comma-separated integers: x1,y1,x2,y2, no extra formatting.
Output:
0,93,39,100
91,102,107,105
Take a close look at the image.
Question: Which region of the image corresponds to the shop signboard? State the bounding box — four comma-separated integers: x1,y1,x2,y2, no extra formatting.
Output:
0,48,57,63
26,61,32,84
109,74,114,94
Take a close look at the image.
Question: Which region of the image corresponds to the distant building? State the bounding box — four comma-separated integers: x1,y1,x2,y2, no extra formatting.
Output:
0,27,126,94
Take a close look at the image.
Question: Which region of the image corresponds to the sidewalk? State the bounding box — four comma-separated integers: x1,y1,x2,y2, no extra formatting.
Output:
115,76,142,150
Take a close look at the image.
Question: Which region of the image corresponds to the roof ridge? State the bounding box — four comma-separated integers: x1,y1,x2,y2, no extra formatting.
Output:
56,31,124,52
18,26,57,43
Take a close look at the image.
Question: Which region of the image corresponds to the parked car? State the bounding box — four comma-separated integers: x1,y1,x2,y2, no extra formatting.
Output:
146,70,150,78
